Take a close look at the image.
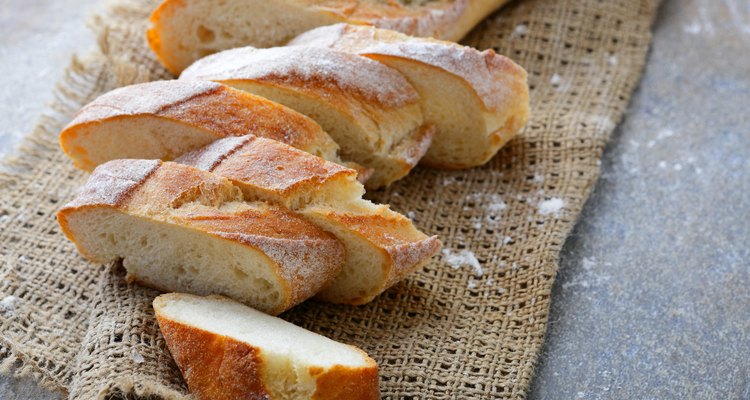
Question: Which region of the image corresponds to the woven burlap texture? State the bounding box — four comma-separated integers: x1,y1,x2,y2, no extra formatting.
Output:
0,0,659,398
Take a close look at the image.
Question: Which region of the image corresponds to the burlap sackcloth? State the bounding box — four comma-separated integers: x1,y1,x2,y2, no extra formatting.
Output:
0,0,660,398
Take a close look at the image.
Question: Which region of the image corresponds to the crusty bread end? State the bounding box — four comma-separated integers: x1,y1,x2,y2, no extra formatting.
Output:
154,293,380,399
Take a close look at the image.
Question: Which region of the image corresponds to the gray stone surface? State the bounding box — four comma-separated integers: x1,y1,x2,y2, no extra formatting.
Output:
529,0,750,399
0,0,96,158
1,0,749,399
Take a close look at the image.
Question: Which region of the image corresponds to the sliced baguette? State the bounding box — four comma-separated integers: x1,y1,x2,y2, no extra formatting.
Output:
177,135,441,305
60,80,340,172
180,46,435,189
147,0,510,74
291,23,530,169
154,293,380,399
57,159,345,314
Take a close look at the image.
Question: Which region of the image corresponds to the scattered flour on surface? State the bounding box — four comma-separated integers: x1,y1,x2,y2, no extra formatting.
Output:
473,222,482,230
562,257,612,290
582,257,596,270
467,193,507,217
503,236,513,245
467,280,478,289
407,211,416,219
608,55,618,65
549,73,562,85
533,173,545,183
512,24,528,38
674,163,683,171
538,198,565,215
658,161,667,169
487,199,507,213
684,22,702,34
130,349,145,364
647,128,677,149
443,248,483,277
657,128,676,139
0,296,19,317
585,114,616,131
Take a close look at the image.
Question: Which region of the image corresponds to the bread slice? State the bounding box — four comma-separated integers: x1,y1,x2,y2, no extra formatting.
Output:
291,23,530,169
154,293,380,399
147,0,511,74
180,46,435,189
177,135,441,305
59,80,340,172
57,159,345,314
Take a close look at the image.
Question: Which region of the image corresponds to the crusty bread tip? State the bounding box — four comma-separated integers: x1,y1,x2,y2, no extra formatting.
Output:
57,159,345,314
154,293,380,400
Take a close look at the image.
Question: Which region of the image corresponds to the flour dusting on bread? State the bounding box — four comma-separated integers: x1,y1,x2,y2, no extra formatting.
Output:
182,46,419,108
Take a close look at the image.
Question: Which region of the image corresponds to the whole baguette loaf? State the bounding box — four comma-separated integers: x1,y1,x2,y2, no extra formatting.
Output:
291,23,530,169
154,293,380,399
57,159,345,314
181,46,435,189
147,0,511,74
177,135,441,305
59,80,340,172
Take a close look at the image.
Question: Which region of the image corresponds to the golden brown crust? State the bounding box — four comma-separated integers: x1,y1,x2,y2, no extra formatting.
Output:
155,294,380,400
392,123,436,172
179,46,419,110
125,161,242,212
63,159,162,209
316,210,441,299
60,80,338,168
147,0,185,76
163,190,346,309
213,137,355,196
383,236,441,289
309,362,380,400
173,205,337,244
290,23,529,113
177,135,358,203
155,309,272,400
308,0,467,39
